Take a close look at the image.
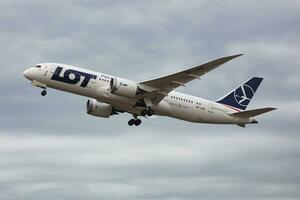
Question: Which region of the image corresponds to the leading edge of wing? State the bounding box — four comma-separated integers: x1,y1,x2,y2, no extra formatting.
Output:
140,54,243,88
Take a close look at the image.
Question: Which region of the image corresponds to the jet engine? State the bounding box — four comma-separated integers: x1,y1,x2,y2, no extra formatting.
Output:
110,77,138,97
86,99,114,118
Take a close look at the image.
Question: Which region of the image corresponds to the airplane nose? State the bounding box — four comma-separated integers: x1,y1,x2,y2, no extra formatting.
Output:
23,69,31,80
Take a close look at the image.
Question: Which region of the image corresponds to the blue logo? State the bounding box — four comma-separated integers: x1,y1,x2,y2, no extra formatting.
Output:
234,84,254,107
51,66,97,87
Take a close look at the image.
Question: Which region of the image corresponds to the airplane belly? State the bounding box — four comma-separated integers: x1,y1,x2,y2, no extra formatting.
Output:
93,86,137,112
153,100,173,116
167,103,200,122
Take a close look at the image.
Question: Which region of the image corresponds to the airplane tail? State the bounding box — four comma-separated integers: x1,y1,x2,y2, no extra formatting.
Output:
216,77,263,111
230,107,276,128
230,107,277,118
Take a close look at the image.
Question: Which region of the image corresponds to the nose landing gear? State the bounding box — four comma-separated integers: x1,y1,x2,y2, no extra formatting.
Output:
41,89,47,96
31,81,47,97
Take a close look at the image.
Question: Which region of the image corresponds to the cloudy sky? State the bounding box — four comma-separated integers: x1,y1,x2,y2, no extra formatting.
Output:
1,0,300,199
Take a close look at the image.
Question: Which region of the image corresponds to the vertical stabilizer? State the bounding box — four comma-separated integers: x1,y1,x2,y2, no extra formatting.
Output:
217,77,263,110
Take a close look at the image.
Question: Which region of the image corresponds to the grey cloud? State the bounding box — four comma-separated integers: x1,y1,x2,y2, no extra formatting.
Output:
0,132,299,199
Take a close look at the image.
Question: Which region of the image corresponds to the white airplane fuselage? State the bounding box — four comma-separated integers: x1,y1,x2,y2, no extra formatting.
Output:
23,63,255,126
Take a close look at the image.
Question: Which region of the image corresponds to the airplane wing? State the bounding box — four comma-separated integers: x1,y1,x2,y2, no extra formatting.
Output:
139,54,243,104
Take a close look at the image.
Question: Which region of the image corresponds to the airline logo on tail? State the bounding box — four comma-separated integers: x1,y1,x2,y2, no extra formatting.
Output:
234,84,254,107
217,77,263,110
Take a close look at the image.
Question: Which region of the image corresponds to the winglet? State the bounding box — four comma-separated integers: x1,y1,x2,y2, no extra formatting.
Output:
229,54,244,58
223,54,244,61
212,54,244,67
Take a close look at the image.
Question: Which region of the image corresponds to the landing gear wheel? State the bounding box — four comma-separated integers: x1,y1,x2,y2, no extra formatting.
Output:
128,118,142,126
134,119,142,126
128,119,135,126
141,109,155,117
141,110,147,116
41,90,47,96
146,109,154,116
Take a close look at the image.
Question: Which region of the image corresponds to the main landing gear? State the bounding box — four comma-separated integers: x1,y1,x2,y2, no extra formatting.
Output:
128,108,155,127
141,108,154,117
128,117,142,126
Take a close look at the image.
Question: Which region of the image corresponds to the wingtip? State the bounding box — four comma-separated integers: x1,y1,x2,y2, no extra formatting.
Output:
232,53,244,58
264,107,277,112
222,54,244,60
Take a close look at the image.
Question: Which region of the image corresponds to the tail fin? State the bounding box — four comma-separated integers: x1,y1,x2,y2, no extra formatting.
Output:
217,77,263,110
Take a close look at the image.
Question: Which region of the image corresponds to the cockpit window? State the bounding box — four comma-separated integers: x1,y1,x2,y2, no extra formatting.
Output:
35,65,42,68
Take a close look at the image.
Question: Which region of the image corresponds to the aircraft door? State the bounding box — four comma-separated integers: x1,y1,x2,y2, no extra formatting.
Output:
41,65,48,82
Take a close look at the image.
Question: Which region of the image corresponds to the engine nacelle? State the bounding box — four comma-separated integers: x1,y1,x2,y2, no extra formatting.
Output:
110,77,138,97
86,99,113,118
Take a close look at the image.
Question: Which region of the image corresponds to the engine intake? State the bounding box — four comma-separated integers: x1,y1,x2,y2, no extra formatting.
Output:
86,99,114,118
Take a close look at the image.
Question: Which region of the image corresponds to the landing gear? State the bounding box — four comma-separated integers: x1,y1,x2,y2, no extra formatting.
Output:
141,110,147,116
128,119,135,126
41,90,47,96
128,116,142,126
135,119,142,126
146,109,154,116
141,108,155,117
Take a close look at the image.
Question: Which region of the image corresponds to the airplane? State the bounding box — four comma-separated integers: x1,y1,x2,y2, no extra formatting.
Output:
23,54,276,127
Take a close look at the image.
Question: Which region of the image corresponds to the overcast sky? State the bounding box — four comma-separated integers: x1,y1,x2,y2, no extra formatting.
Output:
0,0,300,199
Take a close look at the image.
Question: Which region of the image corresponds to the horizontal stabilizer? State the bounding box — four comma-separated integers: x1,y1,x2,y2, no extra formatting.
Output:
231,107,276,118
